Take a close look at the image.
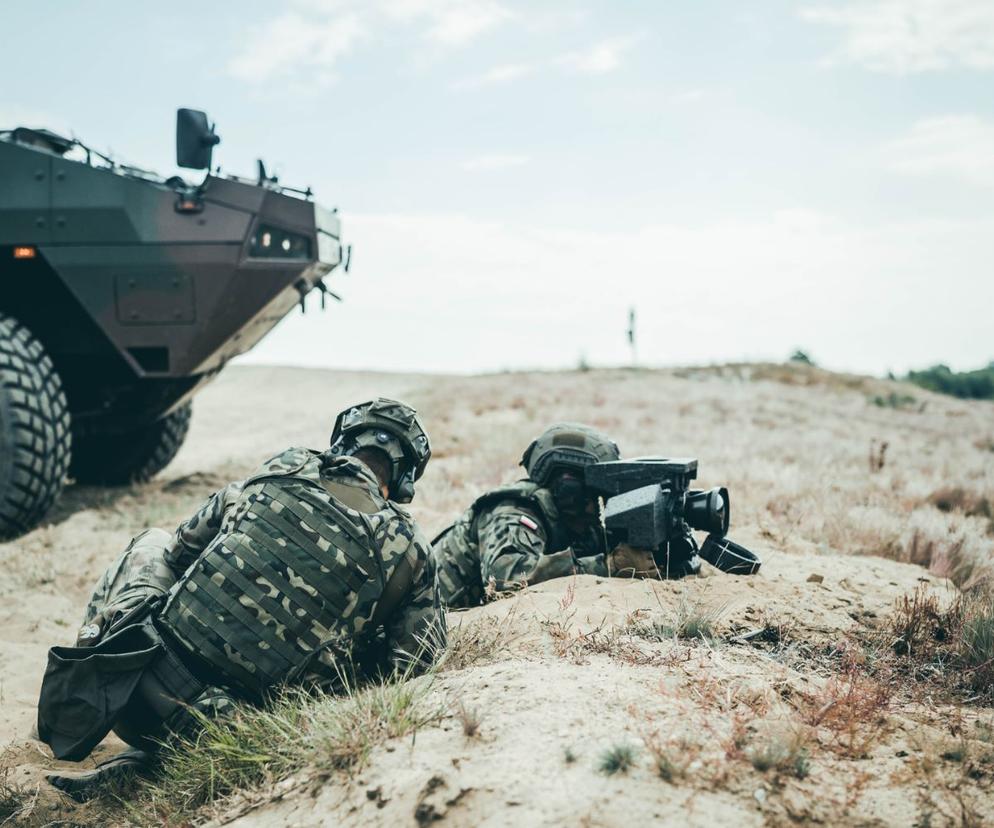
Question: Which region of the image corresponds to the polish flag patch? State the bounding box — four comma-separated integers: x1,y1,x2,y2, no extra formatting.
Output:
519,516,539,531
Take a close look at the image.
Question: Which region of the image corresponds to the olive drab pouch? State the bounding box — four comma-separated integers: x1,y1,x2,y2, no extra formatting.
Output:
37,620,162,761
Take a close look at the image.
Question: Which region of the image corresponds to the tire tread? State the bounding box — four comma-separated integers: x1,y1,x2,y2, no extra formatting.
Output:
0,314,71,539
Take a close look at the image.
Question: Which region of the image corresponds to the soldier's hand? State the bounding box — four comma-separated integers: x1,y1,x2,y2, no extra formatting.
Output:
607,544,661,579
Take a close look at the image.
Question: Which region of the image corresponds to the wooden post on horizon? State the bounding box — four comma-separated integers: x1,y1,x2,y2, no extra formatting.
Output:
627,307,637,367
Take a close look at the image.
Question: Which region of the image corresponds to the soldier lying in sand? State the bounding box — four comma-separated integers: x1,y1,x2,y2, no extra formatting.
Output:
38,398,444,799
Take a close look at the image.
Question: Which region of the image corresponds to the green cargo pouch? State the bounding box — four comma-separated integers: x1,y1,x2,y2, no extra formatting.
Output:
37,620,162,762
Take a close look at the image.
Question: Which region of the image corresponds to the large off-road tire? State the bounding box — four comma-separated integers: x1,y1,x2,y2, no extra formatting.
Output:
70,403,192,486
0,314,72,539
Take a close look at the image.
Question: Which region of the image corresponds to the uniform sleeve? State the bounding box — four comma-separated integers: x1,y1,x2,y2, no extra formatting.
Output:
162,482,243,574
477,502,592,593
383,527,447,673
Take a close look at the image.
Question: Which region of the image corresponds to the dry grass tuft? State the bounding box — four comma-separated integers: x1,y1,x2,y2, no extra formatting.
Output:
746,725,811,778
642,732,699,783
543,616,685,667
890,585,947,657
884,586,994,696
801,667,893,757
0,761,36,824
454,699,484,738
435,610,519,673
868,438,889,471
928,487,993,519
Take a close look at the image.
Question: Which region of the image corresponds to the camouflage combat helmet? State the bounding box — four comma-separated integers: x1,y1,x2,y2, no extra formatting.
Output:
520,423,620,487
329,398,431,503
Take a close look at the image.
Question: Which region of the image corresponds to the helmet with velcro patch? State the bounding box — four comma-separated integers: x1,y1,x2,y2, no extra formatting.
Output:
520,422,620,487
329,398,431,503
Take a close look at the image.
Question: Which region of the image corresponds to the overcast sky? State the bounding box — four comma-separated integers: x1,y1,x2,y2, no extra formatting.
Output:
4,0,993,375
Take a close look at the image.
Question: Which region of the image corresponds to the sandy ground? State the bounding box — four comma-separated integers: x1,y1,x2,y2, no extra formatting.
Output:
219,556,959,828
1,363,992,825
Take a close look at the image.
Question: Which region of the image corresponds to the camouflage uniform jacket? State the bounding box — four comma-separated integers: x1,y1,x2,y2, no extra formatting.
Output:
430,480,609,609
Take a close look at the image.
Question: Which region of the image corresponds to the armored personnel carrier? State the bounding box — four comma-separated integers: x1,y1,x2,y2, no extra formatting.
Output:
0,109,344,538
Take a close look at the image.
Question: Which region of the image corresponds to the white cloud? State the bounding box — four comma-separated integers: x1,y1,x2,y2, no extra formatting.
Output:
802,0,994,73
471,61,538,86
885,115,994,184
671,88,706,104
227,0,510,84
458,34,641,88
417,0,512,45
227,11,365,83
556,35,640,75
460,154,530,171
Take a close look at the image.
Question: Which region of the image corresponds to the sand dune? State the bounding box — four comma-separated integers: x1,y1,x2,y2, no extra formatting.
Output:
2,363,992,825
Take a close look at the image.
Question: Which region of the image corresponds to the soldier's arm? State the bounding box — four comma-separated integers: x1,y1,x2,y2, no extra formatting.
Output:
477,502,587,592
382,527,446,672
162,482,243,574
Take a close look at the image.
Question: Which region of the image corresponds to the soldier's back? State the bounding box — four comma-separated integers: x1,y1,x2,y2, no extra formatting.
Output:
159,447,408,696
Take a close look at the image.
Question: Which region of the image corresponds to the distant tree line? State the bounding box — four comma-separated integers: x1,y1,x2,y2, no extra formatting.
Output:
906,362,994,400
785,348,994,402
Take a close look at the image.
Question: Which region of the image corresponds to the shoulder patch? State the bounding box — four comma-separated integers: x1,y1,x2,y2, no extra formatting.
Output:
319,478,381,514
519,515,539,532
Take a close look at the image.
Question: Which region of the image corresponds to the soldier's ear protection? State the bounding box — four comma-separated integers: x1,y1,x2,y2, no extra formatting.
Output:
393,465,417,504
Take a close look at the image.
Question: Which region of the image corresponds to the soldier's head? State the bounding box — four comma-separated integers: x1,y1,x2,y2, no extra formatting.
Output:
520,423,620,518
329,398,431,503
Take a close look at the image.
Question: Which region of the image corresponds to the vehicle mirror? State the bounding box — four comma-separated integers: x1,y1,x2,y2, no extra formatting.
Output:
176,108,220,170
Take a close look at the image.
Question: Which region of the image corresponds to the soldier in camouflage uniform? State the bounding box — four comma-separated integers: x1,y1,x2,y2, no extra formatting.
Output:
41,398,443,798
431,423,699,609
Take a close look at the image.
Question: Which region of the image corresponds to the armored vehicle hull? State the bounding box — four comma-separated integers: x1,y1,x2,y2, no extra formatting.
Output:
0,113,343,537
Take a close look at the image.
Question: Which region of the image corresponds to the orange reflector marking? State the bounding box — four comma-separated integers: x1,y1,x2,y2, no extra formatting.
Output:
13,246,36,259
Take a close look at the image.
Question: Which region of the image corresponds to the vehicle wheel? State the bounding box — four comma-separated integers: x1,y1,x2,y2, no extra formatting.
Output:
0,314,72,539
70,403,192,486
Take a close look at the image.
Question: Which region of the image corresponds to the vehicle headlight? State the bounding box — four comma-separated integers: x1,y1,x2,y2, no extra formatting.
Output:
249,225,311,259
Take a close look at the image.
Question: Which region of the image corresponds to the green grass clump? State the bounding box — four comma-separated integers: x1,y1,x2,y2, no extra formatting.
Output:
626,600,725,645
598,743,638,776
670,598,725,642
120,673,441,824
960,596,994,690
654,753,681,782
